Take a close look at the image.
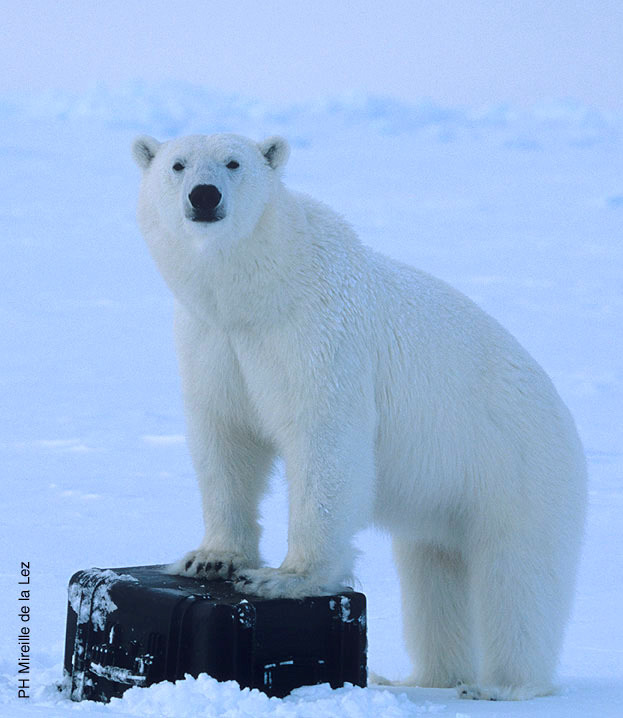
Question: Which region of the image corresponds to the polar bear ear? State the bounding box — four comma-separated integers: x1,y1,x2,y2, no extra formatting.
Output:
258,136,290,170
132,136,161,170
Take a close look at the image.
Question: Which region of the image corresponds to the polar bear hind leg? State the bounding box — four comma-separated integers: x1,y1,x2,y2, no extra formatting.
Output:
394,524,576,700
457,526,572,700
393,539,477,688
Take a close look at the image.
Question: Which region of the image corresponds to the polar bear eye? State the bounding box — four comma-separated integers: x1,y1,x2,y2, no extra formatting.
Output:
172,162,185,172
226,160,240,170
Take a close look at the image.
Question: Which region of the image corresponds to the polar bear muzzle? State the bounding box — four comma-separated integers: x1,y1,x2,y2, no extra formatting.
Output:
187,183,225,223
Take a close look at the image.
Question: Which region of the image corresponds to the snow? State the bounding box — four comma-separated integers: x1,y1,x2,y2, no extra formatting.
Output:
329,596,359,624
67,570,137,630
1,84,622,716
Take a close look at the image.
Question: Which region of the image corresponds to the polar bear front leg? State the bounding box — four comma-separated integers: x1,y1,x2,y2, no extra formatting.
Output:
168,417,275,580
236,418,375,598
169,308,277,579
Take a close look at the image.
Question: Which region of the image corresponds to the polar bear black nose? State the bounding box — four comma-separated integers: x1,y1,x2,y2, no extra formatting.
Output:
189,184,222,211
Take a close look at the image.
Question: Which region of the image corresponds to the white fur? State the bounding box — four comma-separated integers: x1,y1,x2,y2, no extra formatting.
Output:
132,132,587,700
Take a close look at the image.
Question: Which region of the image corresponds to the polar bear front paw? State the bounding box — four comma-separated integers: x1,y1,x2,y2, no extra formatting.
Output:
167,549,255,579
234,567,342,599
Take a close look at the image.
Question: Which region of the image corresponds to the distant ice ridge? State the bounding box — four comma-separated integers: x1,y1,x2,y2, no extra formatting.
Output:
1,82,620,148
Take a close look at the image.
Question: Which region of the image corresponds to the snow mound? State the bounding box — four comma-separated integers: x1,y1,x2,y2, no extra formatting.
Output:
108,673,439,717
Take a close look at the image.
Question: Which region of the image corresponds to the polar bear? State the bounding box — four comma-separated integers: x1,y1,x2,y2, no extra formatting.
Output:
132,132,586,701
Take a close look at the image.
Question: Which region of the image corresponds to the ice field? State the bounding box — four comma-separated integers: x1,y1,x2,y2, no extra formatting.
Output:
1,85,622,716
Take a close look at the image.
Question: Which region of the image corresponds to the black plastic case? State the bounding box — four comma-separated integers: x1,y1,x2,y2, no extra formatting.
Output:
64,565,367,701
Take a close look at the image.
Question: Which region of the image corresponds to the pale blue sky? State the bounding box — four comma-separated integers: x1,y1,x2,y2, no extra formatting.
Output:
2,0,622,110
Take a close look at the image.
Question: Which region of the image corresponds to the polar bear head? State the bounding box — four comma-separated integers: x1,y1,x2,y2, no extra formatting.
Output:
132,133,290,243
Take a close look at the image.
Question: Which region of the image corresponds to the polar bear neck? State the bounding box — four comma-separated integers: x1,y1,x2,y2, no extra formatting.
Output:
145,186,360,331
208,189,313,330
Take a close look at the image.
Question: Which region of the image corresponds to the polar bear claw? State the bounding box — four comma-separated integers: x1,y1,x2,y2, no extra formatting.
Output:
167,549,255,580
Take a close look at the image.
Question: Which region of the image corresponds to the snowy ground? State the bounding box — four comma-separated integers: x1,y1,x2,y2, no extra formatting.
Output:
1,84,622,716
